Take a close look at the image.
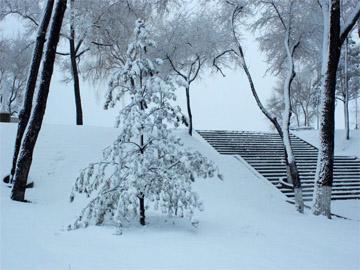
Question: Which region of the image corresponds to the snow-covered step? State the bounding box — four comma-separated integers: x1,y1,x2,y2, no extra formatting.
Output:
198,130,360,201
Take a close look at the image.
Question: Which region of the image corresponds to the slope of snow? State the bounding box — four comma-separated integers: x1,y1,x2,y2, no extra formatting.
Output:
1,124,359,270
294,129,360,157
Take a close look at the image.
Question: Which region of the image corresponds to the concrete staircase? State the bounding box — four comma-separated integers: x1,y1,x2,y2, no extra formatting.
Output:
198,130,360,201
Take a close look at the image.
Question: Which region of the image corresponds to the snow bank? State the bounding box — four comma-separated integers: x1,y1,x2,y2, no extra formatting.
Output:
294,129,360,157
1,124,359,270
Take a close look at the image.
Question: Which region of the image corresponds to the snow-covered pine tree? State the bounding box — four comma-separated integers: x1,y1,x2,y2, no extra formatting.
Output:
69,19,219,231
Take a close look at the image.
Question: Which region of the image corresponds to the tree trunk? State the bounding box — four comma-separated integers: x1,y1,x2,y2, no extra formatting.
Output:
139,194,145,226
235,29,304,212
185,86,193,136
344,99,350,139
69,0,83,125
286,156,303,212
7,0,54,183
282,29,304,213
312,0,341,218
316,103,320,130
11,0,67,202
355,94,359,130
138,75,146,225
344,38,349,140
294,112,300,127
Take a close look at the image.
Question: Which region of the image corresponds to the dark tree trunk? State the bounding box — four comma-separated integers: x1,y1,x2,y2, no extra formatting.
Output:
344,98,350,140
137,76,146,225
185,87,193,136
8,0,54,183
294,112,300,127
139,194,145,226
312,2,360,218
344,38,349,140
312,0,341,218
11,0,67,202
69,0,83,125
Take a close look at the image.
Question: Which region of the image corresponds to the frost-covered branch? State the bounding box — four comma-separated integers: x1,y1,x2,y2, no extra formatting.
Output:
70,20,219,231
340,2,360,44
166,55,187,80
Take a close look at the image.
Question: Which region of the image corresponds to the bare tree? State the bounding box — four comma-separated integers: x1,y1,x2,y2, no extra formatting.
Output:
0,38,31,117
2,0,55,185
155,13,229,135
1,0,87,126
312,0,360,218
267,70,320,129
336,36,360,140
80,0,178,81
11,0,67,202
213,0,324,213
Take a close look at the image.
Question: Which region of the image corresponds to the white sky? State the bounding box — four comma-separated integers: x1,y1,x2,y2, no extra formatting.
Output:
0,14,354,132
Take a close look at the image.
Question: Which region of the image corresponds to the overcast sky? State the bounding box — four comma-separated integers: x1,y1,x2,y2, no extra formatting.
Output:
0,14,354,132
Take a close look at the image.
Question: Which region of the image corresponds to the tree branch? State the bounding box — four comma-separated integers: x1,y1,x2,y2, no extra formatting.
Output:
340,2,360,44
76,48,90,59
213,49,238,77
91,41,113,47
56,51,70,56
166,55,187,80
3,9,39,27
189,56,202,83
261,0,287,30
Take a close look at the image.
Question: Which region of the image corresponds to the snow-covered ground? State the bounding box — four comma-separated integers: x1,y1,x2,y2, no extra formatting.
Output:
1,124,359,270
294,129,360,158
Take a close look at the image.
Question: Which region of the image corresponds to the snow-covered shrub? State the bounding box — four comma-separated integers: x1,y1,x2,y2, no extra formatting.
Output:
69,20,219,231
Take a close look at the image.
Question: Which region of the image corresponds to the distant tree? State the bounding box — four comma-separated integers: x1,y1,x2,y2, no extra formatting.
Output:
0,38,32,116
56,0,86,125
335,36,360,139
155,11,231,135
11,0,67,202
69,20,218,231
267,70,319,129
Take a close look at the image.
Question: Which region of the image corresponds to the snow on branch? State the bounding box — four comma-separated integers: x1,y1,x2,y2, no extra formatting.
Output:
69,20,220,232
340,2,360,44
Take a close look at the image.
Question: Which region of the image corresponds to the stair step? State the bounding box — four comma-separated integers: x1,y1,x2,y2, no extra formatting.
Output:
198,130,360,201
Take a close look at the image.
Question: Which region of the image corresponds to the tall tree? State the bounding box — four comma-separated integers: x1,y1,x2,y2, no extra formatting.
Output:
3,0,54,184
11,0,67,202
68,0,83,125
312,0,360,218
214,0,321,213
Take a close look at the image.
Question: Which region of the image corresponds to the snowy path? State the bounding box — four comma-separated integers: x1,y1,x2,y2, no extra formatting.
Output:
1,124,359,270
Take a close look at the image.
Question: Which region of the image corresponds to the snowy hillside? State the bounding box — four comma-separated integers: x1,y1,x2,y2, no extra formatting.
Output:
1,124,359,270
294,129,360,158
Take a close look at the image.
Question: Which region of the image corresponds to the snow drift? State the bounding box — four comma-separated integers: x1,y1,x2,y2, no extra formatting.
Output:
0,123,359,270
